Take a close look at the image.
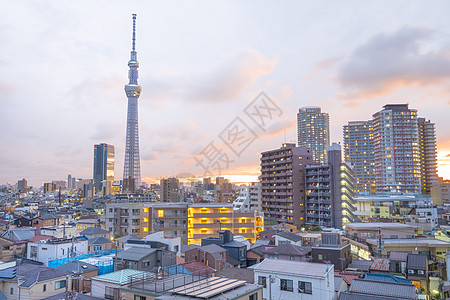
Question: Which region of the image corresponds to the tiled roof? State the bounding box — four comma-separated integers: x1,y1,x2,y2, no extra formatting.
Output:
370,258,390,272
116,247,156,261
274,231,302,242
348,279,416,299
88,237,112,245
17,264,72,288
56,261,98,274
407,254,427,270
348,260,372,272
263,244,311,256
115,234,142,244
28,235,53,242
200,243,226,254
92,269,151,285
389,251,408,262
181,261,215,275
80,227,108,235
339,291,398,300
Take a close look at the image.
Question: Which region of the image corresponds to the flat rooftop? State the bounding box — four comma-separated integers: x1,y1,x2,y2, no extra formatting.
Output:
344,223,416,230
252,258,331,277
367,238,450,247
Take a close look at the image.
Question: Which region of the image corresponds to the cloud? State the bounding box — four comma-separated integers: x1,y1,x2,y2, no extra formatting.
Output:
188,48,278,102
335,26,450,100
142,48,278,105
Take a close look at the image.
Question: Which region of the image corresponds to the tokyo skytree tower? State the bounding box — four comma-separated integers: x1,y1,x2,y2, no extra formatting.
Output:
123,14,141,192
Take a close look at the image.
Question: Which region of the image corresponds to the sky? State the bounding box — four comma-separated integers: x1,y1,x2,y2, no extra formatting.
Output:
1,1,450,187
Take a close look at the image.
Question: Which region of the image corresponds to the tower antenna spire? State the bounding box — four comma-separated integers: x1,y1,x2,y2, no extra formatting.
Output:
132,13,137,51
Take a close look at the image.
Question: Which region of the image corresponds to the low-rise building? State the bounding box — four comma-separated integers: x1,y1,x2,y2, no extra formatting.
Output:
55,260,98,293
113,247,176,272
253,258,335,300
184,243,227,271
27,238,88,266
274,231,302,246
312,232,352,271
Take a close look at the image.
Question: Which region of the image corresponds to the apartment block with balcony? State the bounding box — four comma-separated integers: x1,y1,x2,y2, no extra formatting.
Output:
105,203,188,242
418,117,438,194
305,143,358,228
261,143,312,227
187,204,263,245
343,120,375,194
373,104,421,194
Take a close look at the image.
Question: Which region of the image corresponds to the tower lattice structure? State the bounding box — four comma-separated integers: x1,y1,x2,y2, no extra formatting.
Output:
123,14,142,192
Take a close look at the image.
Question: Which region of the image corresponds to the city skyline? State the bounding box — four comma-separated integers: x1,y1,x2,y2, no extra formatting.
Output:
1,1,450,187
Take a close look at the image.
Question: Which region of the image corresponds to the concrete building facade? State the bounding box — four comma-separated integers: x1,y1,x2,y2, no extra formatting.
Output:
297,106,330,164
261,143,312,227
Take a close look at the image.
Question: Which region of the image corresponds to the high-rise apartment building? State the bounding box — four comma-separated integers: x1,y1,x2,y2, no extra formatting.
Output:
160,178,180,202
261,143,312,226
373,104,421,194
297,107,330,164
343,120,375,194
93,143,115,195
123,14,142,193
418,118,438,194
305,143,358,228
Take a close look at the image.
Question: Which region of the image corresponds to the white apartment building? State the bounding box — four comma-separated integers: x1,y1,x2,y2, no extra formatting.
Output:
27,238,88,266
253,258,335,300
233,183,261,212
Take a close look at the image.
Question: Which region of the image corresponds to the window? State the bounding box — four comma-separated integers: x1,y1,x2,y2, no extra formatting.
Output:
105,286,114,299
55,280,67,289
408,269,414,274
249,293,257,300
290,256,295,261
318,254,328,261
134,295,146,300
258,276,267,288
298,281,312,294
10,288,13,295
43,284,46,292
280,279,293,292
157,210,164,217
418,270,424,275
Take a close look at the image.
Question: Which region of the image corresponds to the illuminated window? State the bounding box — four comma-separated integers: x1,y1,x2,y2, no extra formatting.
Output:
157,210,164,218
142,218,148,222
142,227,148,232
201,218,208,223
143,208,149,213
201,229,208,234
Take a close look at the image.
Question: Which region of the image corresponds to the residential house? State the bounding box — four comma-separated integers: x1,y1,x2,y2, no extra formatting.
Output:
40,225,80,239
32,214,64,228
113,247,176,272
406,254,427,293
389,251,408,274
80,227,110,240
27,238,88,266
201,230,247,267
115,234,142,249
312,232,352,271
88,237,114,253
274,231,303,246
0,236,25,262
90,269,152,299
145,231,181,256
184,244,227,271
253,258,335,300
55,260,98,293
13,216,32,228
0,260,72,300
263,244,311,262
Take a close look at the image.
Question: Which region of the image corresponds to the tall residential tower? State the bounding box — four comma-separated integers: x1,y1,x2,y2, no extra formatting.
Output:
343,120,375,194
297,107,330,164
123,14,142,192
418,118,438,194
93,143,115,195
372,104,421,194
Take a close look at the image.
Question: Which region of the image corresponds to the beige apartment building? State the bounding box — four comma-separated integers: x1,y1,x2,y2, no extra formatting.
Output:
105,203,263,245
